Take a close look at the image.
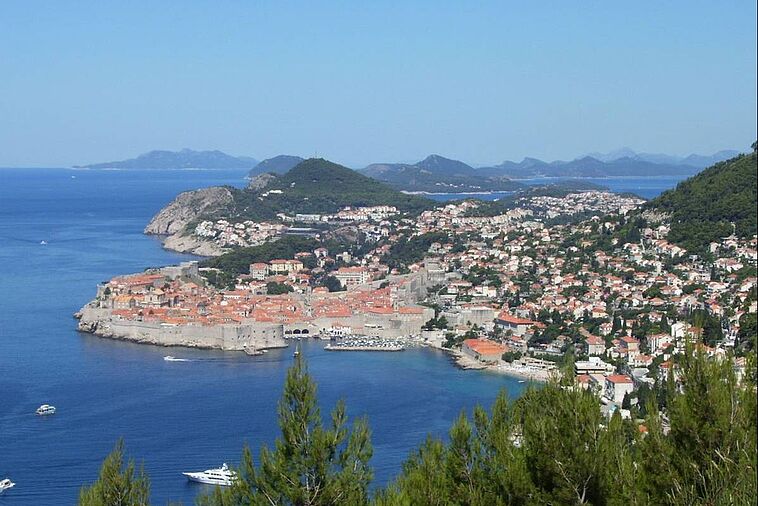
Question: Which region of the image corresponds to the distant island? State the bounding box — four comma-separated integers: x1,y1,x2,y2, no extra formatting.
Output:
76,147,740,193
361,154,524,193
360,149,739,192
75,149,258,170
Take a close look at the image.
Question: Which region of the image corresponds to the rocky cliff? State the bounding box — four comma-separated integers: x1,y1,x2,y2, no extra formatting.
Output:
144,186,234,255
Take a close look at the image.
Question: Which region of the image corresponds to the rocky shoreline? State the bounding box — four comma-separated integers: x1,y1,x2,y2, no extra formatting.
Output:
436,345,550,382
143,186,234,255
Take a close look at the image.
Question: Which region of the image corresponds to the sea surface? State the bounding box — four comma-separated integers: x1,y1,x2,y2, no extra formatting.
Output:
0,168,685,505
426,175,689,202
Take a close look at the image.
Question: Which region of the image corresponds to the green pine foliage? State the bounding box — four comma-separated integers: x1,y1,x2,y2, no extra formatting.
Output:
380,348,756,505
383,232,449,270
87,347,756,505
201,354,373,506
78,439,150,506
646,149,757,254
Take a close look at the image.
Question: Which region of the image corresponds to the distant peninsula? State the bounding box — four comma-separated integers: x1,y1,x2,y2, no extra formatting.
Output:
75,149,258,170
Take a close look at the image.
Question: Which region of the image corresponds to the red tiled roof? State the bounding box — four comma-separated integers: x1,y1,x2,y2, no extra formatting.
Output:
496,312,536,325
606,374,633,384
464,339,507,355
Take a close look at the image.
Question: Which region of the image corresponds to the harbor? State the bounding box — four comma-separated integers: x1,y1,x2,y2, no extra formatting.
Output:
324,335,411,352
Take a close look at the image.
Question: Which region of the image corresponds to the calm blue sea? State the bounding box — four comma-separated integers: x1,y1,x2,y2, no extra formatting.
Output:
426,175,688,202
0,168,534,505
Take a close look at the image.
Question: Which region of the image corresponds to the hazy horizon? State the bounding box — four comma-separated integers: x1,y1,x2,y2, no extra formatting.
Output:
1,1,756,167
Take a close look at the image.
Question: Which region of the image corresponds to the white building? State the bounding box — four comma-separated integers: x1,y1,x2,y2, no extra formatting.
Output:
604,375,634,403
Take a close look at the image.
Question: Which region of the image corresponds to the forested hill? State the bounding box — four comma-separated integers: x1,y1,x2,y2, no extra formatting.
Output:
266,158,433,213
223,158,434,220
645,146,757,253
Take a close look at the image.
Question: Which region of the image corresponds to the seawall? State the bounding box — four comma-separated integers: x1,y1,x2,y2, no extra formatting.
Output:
76,306,288,351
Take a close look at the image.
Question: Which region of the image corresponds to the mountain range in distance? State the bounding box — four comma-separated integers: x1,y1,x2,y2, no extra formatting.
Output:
76,147,743,193
586,147,741,168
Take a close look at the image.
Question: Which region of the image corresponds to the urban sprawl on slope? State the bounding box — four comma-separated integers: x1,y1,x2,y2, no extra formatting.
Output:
78,189,756,422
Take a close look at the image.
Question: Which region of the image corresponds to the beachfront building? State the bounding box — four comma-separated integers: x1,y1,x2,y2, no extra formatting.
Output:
462,338,507,363
575,356,615,375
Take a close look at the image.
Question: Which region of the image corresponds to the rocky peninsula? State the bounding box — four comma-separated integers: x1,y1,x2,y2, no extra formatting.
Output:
144,186,235,256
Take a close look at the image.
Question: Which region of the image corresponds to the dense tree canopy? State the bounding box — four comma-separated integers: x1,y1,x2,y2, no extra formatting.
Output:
646,150,757,254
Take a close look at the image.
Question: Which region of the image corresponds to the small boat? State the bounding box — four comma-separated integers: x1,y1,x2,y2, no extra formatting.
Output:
293,349,300,357
182,463,237,486
164,355,189,362
40,240,48,245
35,404,56,416
244,346,263,356
518,380,526,384
0,478,15,493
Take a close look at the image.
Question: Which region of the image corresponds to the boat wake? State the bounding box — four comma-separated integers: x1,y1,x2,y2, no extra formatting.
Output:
163,356,191,362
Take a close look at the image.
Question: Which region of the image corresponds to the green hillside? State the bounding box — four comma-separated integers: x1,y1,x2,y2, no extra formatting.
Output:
646,147,757,253
235,158,433,216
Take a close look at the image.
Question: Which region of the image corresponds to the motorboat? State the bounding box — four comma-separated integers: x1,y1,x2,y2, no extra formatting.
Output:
35,404,56,416
182,463,237,486
0,478,15,493
40,240,48,245
164,355,189,362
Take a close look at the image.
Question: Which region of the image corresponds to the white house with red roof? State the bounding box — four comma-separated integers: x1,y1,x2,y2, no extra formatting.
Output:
604,374,634,403
495,311,536,336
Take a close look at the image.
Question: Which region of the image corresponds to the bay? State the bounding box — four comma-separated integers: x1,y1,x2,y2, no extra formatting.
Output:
0,168,525,505
425,174,689,202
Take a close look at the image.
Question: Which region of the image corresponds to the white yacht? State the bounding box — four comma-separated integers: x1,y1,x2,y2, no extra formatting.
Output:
182,463,237,486
0,478,15,493
35,404,56,416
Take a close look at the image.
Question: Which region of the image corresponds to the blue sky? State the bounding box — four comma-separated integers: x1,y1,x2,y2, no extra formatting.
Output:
1,1,756,167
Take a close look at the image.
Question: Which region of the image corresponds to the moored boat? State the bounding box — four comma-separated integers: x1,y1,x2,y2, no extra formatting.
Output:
243,346,262,356
182,463,236,486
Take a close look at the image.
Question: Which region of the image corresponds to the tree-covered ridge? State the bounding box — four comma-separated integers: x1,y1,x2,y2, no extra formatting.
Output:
646,148,757,253
220,158,434,221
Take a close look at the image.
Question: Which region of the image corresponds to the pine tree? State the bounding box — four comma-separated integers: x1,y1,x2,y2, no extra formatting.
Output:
78,439,150,506
204,354,373,506
666,346,757,503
